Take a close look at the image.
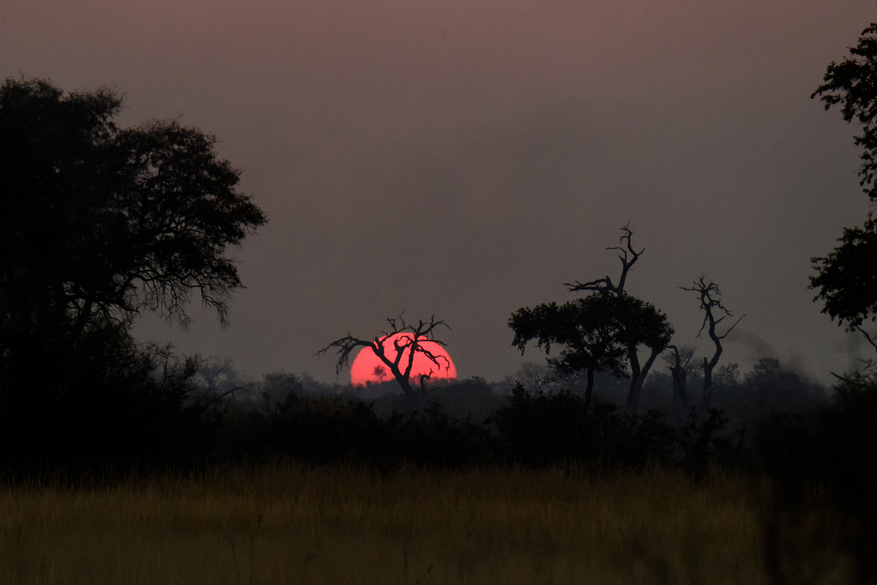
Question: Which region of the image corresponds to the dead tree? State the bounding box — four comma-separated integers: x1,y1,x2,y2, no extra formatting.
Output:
318,315,451,405
565,223,643,298
681,277,744,418
564,224,673,415
664,345,696,418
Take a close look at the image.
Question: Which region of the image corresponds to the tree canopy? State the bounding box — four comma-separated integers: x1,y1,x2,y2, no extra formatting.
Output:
510,293,641,411
813,23,877,201
810,214,877,351
510,294,626,377
0,77,266,467
0,77,267,337
810,25,877,353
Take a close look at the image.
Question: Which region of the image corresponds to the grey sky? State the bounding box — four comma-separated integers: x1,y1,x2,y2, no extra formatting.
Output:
2,0,875,384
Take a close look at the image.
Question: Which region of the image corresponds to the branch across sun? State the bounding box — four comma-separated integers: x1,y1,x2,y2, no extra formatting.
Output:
349,333,457,387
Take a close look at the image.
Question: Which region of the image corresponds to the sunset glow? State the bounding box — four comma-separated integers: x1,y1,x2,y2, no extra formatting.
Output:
349,333,457,387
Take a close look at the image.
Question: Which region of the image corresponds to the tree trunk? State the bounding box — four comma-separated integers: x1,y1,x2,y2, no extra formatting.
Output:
584,367,595,412
626,347,663,415
698,356,714,420
625,342,641,414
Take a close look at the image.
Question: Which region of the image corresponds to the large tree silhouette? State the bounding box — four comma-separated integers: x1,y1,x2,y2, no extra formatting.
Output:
0,77,266,339
0,77,266,467
811,26,877,353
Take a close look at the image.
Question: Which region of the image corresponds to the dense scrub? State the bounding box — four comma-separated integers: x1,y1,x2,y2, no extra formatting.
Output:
2,347,876,582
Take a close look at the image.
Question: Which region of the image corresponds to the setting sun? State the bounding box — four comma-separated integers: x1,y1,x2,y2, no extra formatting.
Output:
349,333,457,387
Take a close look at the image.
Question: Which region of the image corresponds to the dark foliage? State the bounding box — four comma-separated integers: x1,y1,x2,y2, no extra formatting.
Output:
510,295,627,376
212,388,496,470
0,320,218,476
811,24,877,351
0,78,266,332
509,294,627,410
752,367,877,583
810,214,877,340
812,23,877,202
0,77,265,478
485,383,731,472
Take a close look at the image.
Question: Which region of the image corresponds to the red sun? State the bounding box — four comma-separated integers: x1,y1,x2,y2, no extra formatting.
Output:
349,333,457,387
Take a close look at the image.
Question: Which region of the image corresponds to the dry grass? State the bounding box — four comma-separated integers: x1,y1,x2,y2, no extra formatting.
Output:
0,463,856,584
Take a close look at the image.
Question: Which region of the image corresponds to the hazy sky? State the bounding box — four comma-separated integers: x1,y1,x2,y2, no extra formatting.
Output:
3,0,876,385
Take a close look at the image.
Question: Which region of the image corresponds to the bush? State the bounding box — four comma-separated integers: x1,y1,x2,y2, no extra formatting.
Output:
0,320,216,476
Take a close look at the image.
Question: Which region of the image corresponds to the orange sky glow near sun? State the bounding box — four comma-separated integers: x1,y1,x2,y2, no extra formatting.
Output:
349,333,457,387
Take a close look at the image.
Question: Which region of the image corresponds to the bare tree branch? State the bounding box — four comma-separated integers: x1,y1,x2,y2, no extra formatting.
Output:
680,276,745,341
565,223,643,296
856,325,877,353
317,314,451,403
680,276,744,418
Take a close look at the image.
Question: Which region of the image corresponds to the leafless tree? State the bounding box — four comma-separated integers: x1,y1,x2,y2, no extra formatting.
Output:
565,223,643,298
318,315,451,405
681,277,745,418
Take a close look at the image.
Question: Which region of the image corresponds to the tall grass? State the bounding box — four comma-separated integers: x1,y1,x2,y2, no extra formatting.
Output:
0,463,855,584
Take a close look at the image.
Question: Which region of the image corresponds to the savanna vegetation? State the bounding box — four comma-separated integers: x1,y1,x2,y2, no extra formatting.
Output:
2,20,877,585
0,463,858,585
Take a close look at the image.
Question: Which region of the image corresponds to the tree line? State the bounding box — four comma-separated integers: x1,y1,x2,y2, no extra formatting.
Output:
1,20,876,484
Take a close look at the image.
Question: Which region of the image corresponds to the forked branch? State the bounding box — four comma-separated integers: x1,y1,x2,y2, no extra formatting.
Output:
565,223,643,296
681,276,744,417
317,314,451,401
680,276,745,342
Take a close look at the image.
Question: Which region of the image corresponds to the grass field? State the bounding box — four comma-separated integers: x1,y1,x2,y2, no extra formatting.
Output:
0,463,856,584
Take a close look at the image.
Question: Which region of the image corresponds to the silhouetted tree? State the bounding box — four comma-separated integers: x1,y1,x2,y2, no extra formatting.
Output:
812,23,877,202
318,315,451,406
810,26,877,353
681,277,744,417
509,294,627,410
0,77,267,339
0,77,265,469
566,225,674,414
810,215,877,354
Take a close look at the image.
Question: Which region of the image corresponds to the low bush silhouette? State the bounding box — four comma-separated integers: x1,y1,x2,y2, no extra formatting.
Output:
486,383,735,473
0,320,218,478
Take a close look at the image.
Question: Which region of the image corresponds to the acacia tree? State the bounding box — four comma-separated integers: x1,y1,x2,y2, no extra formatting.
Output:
565,225,674,414
681,277,744,417
318,315,451,405
509,294,627,410
810,25,877,353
